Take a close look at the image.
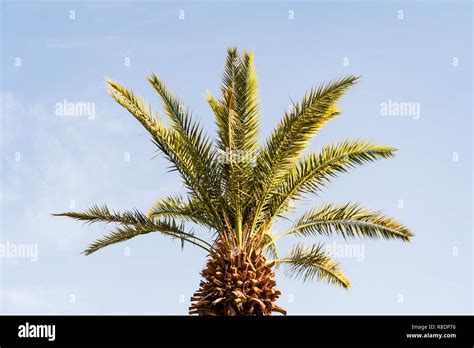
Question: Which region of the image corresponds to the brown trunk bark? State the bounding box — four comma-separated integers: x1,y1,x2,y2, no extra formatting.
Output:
189,241,286,316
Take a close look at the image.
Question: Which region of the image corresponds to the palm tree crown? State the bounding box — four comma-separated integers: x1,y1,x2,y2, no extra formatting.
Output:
54,47,412,315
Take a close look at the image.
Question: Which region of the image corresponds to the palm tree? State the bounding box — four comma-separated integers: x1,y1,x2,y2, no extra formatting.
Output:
54,47,412,316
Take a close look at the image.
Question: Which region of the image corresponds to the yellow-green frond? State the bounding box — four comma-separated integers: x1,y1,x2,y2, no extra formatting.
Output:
147,73,219,188
276,243,350,289
107,78,225,234
249,76,359,236
264,139,397,222
53,206,214,254
147,195,217,229
83,219,211,255
262,230,279,260
254,76,359,192
286,203,413,242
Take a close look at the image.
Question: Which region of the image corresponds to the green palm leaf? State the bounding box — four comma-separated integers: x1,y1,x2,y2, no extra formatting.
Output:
275,243,350,288
83,220,209,255
106,79,225,233
53,205,213,254
53,204,149,225
265,140,397,221
262,230,279,259
147,73,218,184
207,47,262,245
282,202,413,242
250,76,359,235
219,47,260,154
147,195,215,229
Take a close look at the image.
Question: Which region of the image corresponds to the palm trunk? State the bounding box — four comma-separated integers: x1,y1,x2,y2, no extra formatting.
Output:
189,241,286,316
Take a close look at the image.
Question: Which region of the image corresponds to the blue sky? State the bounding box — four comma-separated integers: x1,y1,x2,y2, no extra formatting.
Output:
1,0,472,314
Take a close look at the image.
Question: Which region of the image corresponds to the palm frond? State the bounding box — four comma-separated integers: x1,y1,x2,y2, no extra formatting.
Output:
262,230,279,260
265,140,397,221
147,195,215,228
106,79,225,233
54,205,214,254
53,204,149,225
275,243,350,288
83,218,209,255
106,78,164,140
250,76,359,236
232,49,260,156
283,203,413,242
207,48,262,244
147,73,218,183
